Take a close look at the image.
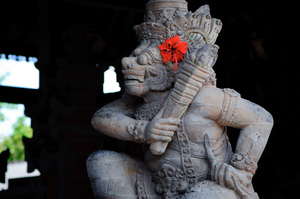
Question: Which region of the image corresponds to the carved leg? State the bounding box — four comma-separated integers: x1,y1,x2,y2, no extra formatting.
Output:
86,150,140,199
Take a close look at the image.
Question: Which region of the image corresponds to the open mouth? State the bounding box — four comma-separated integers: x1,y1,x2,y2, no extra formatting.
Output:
122,70,145,83
124,76,144,84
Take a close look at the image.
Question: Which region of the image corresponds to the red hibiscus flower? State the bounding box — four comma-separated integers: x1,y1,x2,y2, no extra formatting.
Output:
158,35,187,71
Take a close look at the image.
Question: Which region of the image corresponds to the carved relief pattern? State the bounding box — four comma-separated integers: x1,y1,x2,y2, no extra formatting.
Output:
152,117,201,198
176,117,196,188
127,121,147,142
135,5,222,50
136,165,147,199
153,163,187,199
231,152,258,175
134,100,165,121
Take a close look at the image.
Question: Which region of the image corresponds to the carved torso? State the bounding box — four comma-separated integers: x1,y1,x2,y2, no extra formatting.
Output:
135,86,233,197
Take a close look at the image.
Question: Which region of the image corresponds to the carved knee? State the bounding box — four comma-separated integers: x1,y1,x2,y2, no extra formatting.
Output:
86,150,138,199
87,150,118,180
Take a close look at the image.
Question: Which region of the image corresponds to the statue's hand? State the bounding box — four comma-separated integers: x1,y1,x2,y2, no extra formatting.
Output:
144,118,180,144
204,134,254,197
186,44,219,69
211,162,253,189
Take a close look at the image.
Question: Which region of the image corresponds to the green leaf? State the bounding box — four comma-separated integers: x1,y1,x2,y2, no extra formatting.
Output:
0,116,33,161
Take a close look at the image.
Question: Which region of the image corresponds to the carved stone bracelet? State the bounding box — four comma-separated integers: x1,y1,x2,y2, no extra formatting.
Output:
231,152,258,175
127,121,147,143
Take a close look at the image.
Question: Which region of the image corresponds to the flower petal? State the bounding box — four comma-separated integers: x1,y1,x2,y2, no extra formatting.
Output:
158,41,170,51
160,50,173,63
175,50,185,61
169,35,181,47
174,41,187,56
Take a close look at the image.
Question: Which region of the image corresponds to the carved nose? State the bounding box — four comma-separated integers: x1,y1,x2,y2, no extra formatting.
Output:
121,57,134,70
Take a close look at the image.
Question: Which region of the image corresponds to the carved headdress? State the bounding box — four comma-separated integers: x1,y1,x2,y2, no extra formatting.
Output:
134,0,222,50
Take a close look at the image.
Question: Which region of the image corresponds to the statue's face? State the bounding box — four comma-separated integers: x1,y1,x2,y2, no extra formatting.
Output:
121,43,169,97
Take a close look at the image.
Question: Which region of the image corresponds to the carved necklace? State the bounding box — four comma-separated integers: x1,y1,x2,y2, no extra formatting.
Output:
134,99,165,121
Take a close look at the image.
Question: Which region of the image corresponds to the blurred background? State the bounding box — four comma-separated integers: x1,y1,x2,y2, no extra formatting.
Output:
0,0,297,198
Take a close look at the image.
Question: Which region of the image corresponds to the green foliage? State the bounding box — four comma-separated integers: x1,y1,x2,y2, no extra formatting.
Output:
0,105,32,162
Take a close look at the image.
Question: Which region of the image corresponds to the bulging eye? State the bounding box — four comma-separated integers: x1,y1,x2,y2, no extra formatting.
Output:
137,54,148,65
132,40,151,57
132,48,141,57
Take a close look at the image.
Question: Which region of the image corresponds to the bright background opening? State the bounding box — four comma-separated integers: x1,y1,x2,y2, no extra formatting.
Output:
0,103,31,142
103,66,121,94
0,53,39,89
0,52,41,190
0,102,40,191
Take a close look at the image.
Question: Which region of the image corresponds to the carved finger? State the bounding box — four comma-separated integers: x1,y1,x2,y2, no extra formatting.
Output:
196,45,210,56
225,165,234,189
214,163,221,184
232,175,251,199
201,54,210,65
217,163,227,187
197,54,216,68
187,48,197,62
152,130,174,137
158,118,180,125
151,128,170,135
207,57,215,68
211,55,218,67
195,44,218,68
212,46,218,54
151,134,172,142
204,134,217,167
211,163,215,181
155,124,178,132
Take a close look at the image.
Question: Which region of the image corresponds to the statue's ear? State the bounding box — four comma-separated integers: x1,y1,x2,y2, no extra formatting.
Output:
149,76,174,91
147,65,175,92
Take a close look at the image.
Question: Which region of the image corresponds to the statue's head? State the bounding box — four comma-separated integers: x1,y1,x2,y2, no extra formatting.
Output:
122,0,222,97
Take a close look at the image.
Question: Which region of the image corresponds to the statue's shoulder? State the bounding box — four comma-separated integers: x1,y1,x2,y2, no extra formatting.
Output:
192,85,225,105
191,86,240,120
193,86,241,103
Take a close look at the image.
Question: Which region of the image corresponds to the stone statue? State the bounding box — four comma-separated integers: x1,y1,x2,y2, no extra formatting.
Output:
86,0,273,198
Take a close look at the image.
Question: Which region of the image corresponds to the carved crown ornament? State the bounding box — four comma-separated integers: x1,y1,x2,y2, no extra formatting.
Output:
134,0,222,50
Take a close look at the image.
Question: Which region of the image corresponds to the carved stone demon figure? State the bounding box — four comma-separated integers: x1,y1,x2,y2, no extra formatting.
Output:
86,1,273,199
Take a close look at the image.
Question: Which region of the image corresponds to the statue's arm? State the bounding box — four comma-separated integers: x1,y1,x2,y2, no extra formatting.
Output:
92,94,179,144
217,89,273,165
200,86,273,194
231,98,273,161
201,86,273,164
91,94,142,142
